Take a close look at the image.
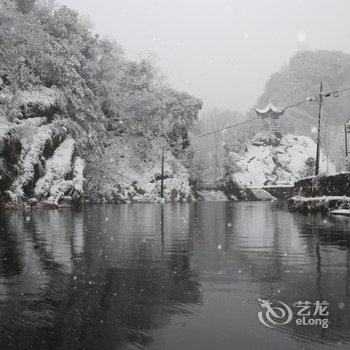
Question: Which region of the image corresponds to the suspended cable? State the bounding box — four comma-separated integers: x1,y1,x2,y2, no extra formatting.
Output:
168,98,312,147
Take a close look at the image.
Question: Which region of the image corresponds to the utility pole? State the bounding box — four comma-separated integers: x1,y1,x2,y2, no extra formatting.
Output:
160,146,165,198
345,124,348,159
345,120,350,170
315,82,323,176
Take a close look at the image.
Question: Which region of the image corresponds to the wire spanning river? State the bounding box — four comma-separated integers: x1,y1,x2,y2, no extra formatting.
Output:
0,202,349,350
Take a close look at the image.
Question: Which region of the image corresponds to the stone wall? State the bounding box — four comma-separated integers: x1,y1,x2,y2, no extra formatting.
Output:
289,173,350,213
293,173,350,197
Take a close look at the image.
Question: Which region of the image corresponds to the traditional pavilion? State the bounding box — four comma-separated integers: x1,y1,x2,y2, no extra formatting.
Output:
255,103,285,137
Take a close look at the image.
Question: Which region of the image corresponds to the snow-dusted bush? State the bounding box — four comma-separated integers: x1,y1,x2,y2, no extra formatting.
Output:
17,87,61,109
72,157,85,193
34,138,75,199
87,136,193,203
34,154,85,205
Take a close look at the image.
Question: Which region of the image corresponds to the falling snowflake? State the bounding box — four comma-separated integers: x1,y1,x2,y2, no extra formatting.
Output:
297,31,307,42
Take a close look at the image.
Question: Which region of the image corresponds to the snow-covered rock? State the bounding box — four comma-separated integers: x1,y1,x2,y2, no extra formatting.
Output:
229,133,335,187
11,121,67,197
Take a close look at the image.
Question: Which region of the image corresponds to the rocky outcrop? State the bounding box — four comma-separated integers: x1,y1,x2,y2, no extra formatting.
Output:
0,89,85,208
226,133,335,187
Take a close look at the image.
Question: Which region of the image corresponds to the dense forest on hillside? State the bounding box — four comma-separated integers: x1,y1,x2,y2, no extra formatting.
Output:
256,50,350,168
0,0,202,206
257,50,350,126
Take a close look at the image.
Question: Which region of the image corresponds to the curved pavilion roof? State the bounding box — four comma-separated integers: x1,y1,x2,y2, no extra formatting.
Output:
255,103,285,117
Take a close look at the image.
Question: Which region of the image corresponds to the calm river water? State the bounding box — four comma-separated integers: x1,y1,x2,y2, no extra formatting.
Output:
0,201,350,350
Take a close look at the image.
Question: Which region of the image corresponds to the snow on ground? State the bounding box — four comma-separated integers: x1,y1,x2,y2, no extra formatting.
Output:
232,134,335,187
289,195,350,213
329,209,350,216
291,196,350,202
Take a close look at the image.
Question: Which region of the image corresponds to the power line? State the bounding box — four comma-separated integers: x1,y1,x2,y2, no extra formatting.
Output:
168,97,312,147
168,85,350,149
322,86,350,97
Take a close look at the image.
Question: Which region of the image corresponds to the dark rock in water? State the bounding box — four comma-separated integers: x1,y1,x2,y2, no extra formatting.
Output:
194,176,247,201
223,175,248,200
245,188,276,201
263,186,294,199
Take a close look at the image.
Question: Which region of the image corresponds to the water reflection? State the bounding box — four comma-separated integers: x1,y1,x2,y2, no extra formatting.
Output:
0,202,349,349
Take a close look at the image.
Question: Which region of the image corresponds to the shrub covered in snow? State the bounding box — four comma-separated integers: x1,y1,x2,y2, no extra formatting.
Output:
17,87,61,110
72,157,85,194
86,136,193,203
34,138,75,199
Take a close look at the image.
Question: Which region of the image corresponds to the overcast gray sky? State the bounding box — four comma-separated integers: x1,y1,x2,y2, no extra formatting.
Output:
61,0,350,112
